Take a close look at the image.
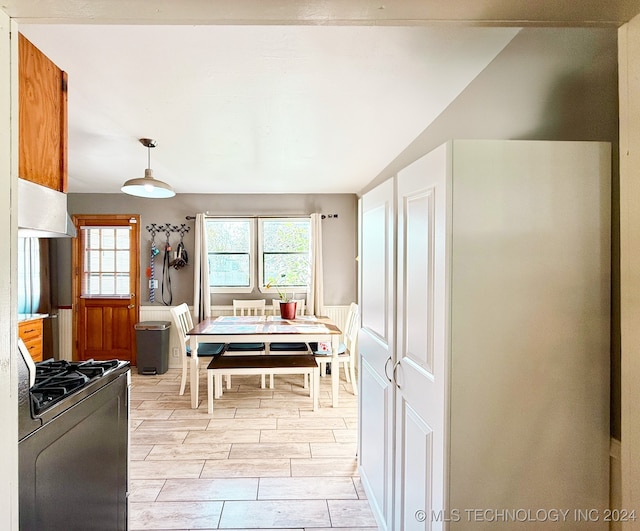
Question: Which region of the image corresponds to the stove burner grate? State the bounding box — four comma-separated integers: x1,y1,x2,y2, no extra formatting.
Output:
31,359,122,414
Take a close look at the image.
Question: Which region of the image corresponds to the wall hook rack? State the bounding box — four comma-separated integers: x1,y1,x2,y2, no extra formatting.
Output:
145,223,191,237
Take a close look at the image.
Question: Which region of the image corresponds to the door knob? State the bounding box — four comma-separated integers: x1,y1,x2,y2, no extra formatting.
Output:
384,357,392,382
393,360,401,389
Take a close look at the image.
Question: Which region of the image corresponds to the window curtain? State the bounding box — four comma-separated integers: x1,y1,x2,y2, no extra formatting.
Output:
18,238,50,314
307,213,324,315
192,213,211,322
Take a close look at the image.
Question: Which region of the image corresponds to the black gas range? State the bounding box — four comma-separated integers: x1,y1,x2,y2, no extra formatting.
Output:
18,340,130,531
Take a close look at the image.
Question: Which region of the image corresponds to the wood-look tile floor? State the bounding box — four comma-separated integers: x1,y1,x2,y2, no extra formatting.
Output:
129,366,379,531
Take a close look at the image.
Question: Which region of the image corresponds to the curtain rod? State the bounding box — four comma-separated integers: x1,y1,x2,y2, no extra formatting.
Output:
185,214,314,220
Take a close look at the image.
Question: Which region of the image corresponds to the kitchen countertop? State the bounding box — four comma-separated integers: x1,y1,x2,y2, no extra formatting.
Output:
18,313,49,322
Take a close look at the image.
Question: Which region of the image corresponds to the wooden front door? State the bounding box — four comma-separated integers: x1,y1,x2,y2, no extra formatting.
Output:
72,215,140,363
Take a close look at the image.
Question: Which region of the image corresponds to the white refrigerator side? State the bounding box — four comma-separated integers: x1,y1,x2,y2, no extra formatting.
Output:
448,140,611,529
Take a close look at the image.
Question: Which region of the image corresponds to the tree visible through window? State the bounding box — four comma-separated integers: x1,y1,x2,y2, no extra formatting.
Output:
206,219,252,288
205,217,311,294
260,219,310,292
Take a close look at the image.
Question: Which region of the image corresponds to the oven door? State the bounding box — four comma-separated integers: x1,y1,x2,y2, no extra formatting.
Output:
19,370,129,531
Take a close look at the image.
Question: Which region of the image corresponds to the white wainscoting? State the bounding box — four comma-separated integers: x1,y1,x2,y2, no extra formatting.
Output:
323,305,350,334
58,308,73,361
140,305,184,369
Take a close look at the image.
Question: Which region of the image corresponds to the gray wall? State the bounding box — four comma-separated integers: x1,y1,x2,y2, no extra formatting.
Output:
360,28,621,438
57,193,357,307
363,28,619,192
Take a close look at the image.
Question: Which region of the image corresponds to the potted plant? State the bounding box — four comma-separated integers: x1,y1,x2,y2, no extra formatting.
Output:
266,274,297,319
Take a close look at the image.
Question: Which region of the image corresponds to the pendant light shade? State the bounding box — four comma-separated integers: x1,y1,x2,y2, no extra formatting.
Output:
121,138,175,198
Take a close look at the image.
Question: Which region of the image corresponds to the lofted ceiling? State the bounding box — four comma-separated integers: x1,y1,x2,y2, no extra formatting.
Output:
8,0,640,194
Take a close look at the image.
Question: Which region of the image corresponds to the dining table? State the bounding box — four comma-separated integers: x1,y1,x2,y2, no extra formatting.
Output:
186,315,343,409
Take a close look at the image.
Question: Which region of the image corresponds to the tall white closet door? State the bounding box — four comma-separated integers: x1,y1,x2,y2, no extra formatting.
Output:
394,143,450,530
358,139,610,531
358,179,396,530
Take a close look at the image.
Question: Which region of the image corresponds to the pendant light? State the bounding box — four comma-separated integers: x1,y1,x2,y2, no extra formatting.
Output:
121,138,175,198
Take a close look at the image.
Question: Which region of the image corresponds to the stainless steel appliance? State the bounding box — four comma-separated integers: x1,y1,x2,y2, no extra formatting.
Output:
18,340,130,530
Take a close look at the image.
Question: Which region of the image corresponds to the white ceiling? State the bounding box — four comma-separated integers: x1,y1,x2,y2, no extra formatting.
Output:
10,1,640,194
19,24,520,194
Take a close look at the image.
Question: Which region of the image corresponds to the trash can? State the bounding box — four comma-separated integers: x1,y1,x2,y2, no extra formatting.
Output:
134,321,171,375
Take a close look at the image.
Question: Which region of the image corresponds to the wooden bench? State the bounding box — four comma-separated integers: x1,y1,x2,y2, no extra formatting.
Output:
206,354,319,414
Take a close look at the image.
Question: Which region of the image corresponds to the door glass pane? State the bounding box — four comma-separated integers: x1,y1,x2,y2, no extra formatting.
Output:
89,275,100,294
89,230,100,249
82,226,131,296
87,250,100,272
101,229,115,249
101,250,115,272
116,229,130,249
101,275,115,294
116,275,129,295
116,251,130,272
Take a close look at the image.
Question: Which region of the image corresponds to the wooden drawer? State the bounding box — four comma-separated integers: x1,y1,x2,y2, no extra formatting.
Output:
19,318,43,362
19,319,43,341
22,338,43,362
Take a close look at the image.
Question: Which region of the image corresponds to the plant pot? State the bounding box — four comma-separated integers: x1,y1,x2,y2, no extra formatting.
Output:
280,301,297,320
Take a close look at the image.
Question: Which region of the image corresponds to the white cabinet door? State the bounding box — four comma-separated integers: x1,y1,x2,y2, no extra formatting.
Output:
358,178,396,530
394,143,450,530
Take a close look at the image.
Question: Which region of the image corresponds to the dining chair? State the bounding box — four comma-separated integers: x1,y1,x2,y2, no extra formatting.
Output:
269,298,309,351
309,302,359,395
170,303,225,396
268,298,310,388
227,299,267,351
226,299,267,388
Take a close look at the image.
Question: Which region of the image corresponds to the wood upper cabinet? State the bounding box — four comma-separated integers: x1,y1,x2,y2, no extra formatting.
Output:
18,33,68,193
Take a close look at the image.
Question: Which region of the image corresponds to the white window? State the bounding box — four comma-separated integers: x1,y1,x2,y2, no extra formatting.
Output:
258,218,311,296
205,217,311,295
206,218,255,293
